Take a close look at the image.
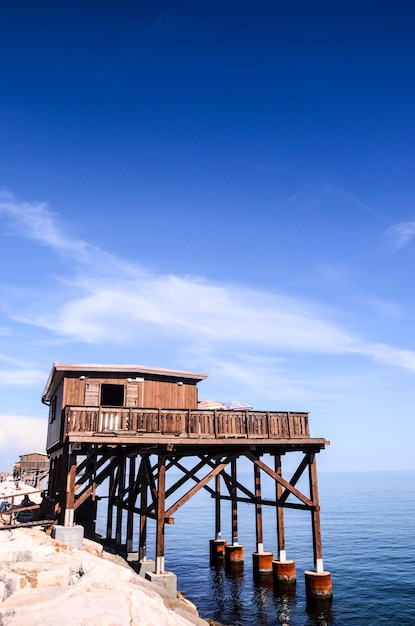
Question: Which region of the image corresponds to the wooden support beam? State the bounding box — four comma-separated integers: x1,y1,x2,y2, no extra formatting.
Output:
126,456,136,553
231,458,238,545
220,466,256,501
212,494,311,510
215,464,221,540
170,457,216,497
275,454,286,560
245,451,314,508
279,453,310,503
143,455,158,516
76,447,115,487
308,452,324,572
165,452,238,518
73,485,94,510
254,457,263,552
164,456,212,500
139,456,149,560
115,456,125,546
156,455,166,574
65,450,76,526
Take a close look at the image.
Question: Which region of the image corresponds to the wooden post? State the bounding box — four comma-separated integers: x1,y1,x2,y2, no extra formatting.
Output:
106,465,115,542
304,452,332,601
116,455,125,546
308,452,323,572
155,454,166,574
215,470,221,540
126,455,136,553
254,459,264,553
139,456,149,561
231,457,238,545
64,448,76,527
275,454,286,561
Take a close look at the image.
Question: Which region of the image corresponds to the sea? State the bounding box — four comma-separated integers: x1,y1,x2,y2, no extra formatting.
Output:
96,470,415,626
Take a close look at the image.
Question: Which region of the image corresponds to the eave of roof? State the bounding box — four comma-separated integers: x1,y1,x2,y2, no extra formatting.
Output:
42,362,209,403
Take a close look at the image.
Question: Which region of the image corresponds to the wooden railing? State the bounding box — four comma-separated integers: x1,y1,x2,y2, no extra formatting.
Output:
65,407,310,440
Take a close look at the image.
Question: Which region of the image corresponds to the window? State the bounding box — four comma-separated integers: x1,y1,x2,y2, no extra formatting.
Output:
49,395,57,423
100,384,124,407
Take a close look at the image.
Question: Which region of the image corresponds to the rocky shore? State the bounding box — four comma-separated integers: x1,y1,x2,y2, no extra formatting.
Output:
0,526,210,626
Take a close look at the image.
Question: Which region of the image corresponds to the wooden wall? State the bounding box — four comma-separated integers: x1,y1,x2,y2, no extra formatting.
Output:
46,379,64,452
61,375,198,410
46,372,201,451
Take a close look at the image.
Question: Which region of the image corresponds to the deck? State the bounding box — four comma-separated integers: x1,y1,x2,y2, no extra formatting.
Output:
64,407,328,450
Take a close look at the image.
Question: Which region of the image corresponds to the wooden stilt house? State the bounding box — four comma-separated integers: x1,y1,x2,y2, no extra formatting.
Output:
41,361,332,600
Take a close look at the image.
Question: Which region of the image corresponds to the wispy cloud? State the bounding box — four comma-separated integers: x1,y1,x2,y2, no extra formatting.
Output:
2,193,415,377
0,192,138,276
0,368,46,387
0,415,47,454
384,220,415,249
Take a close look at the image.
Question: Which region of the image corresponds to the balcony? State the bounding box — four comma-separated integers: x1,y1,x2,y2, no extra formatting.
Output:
64,407,315,445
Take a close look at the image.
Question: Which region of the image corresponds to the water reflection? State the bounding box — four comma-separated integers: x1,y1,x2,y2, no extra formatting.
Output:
208,563,336,626
305,598,335,626
209,564,245,626
272,587,298,625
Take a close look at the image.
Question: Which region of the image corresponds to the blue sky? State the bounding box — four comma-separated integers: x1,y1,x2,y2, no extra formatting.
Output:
1,1,415,472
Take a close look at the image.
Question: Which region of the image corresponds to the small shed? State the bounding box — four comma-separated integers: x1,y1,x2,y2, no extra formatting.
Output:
42,362,208,453
19,452,50,487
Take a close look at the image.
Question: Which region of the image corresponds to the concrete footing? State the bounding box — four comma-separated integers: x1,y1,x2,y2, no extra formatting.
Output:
134,559,155,577
145,571,177,596
304,570,332,601
210,539,227,564
51,525,84,550
273,559,296,585
225,544,244,568
252,551,274,576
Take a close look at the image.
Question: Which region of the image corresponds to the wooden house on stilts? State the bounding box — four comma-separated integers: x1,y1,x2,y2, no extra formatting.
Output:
42,362,332,601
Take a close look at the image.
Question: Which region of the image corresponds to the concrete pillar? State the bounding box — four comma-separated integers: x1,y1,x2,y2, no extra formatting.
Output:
210,538,227,564
146,570,177,596
52,524,84,549
273,559,296,586
305,570,333,601
252,551,274,578
225,544,244,568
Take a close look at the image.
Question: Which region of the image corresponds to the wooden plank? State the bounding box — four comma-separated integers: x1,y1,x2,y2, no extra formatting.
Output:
84,382,100,405
126,384,138,407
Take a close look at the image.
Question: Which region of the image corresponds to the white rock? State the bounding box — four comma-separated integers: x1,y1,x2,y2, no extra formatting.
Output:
0,528,208,626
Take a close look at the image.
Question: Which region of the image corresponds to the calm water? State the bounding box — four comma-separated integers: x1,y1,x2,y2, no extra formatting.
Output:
97,470,415,625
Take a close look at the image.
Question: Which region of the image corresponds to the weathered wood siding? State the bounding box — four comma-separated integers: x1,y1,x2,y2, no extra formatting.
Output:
46,380,64,451
19,453,49,471
61,376,198,410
